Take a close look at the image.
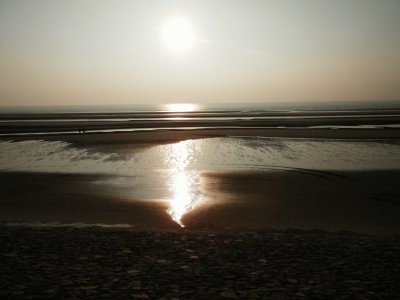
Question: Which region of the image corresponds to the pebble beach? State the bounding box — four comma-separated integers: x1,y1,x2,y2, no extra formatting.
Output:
1,226,400,299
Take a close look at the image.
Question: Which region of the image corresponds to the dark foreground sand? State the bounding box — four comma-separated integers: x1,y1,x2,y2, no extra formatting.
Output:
1,226,400,299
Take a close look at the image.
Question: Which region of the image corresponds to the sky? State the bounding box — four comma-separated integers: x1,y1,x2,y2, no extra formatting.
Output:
0,0,400,107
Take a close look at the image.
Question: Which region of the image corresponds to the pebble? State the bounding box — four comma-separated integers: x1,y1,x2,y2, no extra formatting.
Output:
286,278,298,284
133,293,149,299
1,226,399,300
220,291,238,298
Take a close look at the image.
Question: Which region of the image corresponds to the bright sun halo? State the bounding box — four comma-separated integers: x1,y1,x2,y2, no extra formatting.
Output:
162,16,195,53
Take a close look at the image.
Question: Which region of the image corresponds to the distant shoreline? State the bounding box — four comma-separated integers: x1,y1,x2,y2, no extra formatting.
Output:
1,109,400,135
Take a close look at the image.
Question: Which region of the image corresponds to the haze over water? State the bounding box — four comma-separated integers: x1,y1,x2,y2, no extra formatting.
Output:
1,1,400,107
2,100,400,114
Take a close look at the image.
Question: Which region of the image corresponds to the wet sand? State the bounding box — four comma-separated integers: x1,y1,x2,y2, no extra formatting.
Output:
6,128,400,155
1,127,400,299
188,171,400,234
1,170,400,235
1,128,400,234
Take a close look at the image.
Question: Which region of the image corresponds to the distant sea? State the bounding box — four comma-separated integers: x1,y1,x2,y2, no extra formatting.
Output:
1,100,400,114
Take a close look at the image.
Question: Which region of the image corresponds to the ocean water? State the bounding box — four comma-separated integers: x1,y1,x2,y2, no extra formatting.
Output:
1,100,399,136
1,100,400,114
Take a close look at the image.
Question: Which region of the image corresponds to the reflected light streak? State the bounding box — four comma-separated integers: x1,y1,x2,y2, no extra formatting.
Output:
165,140,206,227
165,103,197,112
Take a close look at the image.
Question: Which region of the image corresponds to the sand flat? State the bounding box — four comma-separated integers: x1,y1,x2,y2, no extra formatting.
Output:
1,169,400,234
1,126,400,234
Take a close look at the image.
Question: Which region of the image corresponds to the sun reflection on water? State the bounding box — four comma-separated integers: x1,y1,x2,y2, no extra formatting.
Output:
165,140,206,227
164,103,197,112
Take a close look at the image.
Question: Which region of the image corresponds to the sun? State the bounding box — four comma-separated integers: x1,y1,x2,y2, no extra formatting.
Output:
161,16,196,53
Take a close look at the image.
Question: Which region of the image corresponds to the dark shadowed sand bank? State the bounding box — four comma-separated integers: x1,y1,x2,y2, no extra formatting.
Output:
43,127,400,143
6,127,400,143
1,226,400,299
1,170,400,235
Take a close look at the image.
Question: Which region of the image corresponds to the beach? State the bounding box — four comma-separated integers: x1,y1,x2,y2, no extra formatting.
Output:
3,0,400,297
1,168,400,235
2,226,400,299
1,125,400,231
1,117,400,299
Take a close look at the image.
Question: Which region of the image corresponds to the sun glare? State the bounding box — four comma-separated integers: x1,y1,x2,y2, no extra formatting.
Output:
161,16,196,53
166,140,207,227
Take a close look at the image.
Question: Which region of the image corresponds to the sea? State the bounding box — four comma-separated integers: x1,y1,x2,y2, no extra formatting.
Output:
1,100,400,114
1,100,400,136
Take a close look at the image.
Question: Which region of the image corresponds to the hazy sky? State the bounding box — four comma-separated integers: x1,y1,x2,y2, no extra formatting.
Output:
1,0,400,106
